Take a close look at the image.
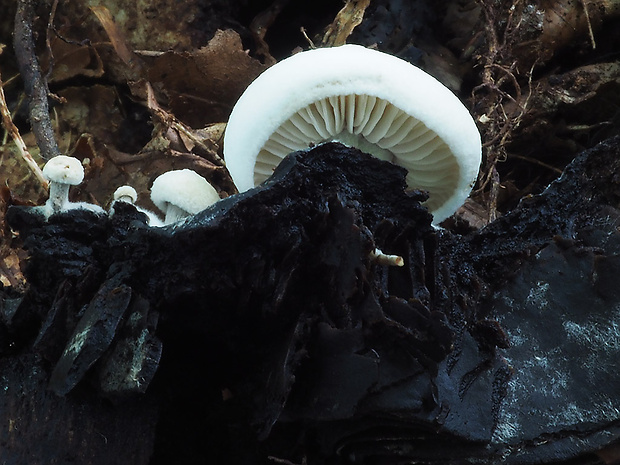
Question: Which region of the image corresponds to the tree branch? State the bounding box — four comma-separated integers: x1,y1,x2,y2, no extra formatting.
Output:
14,0,61,161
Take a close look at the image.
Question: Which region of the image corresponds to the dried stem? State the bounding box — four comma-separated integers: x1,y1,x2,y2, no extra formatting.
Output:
321,0,371,46
249,0,289,65
145,83,225,166
14,0,61,161
580,0,597,49
44,0,60,82
472,0,538,210
0,66,49,190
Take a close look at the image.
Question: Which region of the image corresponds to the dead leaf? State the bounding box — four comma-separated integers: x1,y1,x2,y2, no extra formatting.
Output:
91,5,144,77
46,35,104,82
148,29,266,127
56,85,124,147
0,187,26,289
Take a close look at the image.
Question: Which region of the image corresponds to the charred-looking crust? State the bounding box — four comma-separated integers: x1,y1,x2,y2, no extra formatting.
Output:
3,140,620,464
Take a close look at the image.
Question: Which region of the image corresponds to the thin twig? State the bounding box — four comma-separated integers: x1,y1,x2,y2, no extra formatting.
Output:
268,456,305,465
0,66,49,190
14,0,61,161
249,0,289,65
44,0,60,81
300,27,316,49
488,165,500,222
145,83,225,166
510,154,564,174
580,0,597,50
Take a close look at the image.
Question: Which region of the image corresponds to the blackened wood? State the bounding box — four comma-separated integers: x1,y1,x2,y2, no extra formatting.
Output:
3,140,620,464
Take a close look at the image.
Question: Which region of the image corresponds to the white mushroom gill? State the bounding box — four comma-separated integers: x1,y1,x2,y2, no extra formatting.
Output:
254,95,460,213
224,44,482,224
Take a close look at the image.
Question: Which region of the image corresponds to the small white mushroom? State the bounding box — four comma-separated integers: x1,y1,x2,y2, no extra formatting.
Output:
110,185,164,227
150,169,220,225
223,44,482,224
42,155,84,214
40,155,104,217
113,185,139,204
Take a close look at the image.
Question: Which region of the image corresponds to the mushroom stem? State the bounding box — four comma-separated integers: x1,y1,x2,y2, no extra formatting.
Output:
47,181,71,213
369,248,404,267
163,203,190,224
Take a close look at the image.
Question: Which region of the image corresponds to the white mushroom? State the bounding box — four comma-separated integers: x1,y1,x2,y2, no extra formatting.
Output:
223,44,482,224
42,155,84,214
40,155,104,217
150,169,220,225
110,185,164,227
113,185,139,204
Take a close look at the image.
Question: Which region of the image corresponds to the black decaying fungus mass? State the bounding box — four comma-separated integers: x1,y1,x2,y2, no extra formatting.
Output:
2,141,620,464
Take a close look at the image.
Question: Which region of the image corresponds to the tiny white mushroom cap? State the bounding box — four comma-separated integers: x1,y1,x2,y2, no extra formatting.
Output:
110,185,164,226
150,169,220,224
113,185,138,203
42,155,84,185
223,44,482,224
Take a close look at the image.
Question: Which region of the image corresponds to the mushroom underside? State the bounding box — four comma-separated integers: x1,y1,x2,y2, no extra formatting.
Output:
254,94,460,213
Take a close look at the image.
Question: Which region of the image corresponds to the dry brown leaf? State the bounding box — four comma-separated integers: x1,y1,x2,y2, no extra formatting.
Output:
452,198,493,230
148,29,266,127
46,35,104,82
0,65,48,190
91,5,144,77
0,187,26,289
143,81,224,166
0,251,26,289
194,123,226,150
56,85,125,147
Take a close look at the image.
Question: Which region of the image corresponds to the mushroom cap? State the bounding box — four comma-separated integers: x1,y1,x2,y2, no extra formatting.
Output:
223,44,482,224
113,185,138,203
150,169,220,215
42,155,84,185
